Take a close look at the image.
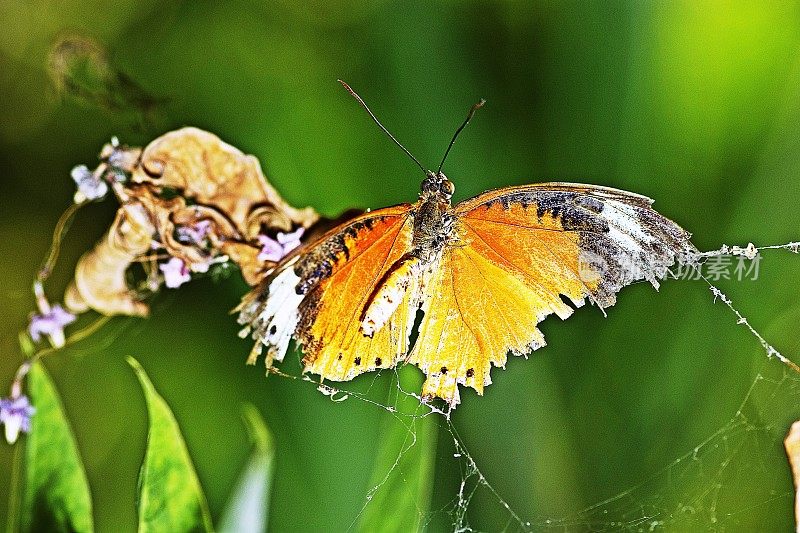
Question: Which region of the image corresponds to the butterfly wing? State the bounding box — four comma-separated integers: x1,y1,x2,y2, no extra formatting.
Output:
238,204,416,381
409,183,697,405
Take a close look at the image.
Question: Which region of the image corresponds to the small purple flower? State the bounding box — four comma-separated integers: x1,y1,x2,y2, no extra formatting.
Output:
258,227,305,262
159,257,191,288
29,305,76,347
0,395,35,444
71,164,108,202
106,136,124,167
176,220,212,245
277,227,304,251
257,235,284,262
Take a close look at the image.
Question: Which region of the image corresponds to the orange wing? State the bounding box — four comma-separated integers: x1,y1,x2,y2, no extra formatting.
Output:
409,183,697,405
238,204,416,381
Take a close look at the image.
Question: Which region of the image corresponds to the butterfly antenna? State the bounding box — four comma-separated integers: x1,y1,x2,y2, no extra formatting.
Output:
437,98,486,174
337,80,427,174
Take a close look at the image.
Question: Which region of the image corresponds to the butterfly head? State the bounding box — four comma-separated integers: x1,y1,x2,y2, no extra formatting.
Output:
421,171,455,201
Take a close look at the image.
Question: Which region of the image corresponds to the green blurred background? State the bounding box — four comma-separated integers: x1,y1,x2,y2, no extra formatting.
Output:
2,1,800,531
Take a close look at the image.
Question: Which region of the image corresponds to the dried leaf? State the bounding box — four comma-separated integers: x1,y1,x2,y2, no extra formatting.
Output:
66,202,153,316
785,420,800,532
65,128,320,317
132,127,317,235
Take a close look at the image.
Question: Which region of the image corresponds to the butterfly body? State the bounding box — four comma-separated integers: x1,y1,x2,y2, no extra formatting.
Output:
410,172,458,259
359,172,457,336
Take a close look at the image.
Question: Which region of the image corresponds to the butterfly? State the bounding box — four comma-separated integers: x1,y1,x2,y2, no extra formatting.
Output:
237,82,698,407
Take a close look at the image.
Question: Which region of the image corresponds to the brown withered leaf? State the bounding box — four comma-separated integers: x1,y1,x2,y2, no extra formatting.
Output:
65,127,320,317
65,202,154,316
131,127,316,236
785,421,800,532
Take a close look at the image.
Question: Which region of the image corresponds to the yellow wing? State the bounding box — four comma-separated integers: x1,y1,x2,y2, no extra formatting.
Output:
238,204,415,381
409,183,697,405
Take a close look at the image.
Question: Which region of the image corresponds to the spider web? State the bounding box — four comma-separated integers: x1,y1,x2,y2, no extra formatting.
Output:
28,228,800,531
264,242,800,532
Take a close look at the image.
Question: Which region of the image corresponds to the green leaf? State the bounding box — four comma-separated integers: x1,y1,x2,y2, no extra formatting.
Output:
128,357,213,533
357,366,438,532
218,404,275,533
14,361,94,533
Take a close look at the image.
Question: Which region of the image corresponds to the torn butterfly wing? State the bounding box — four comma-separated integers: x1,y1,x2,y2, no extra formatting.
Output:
238,204,416,380
409,183,698,405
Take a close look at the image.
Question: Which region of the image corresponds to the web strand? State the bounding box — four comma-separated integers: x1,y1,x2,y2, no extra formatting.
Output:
694,241,800,373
